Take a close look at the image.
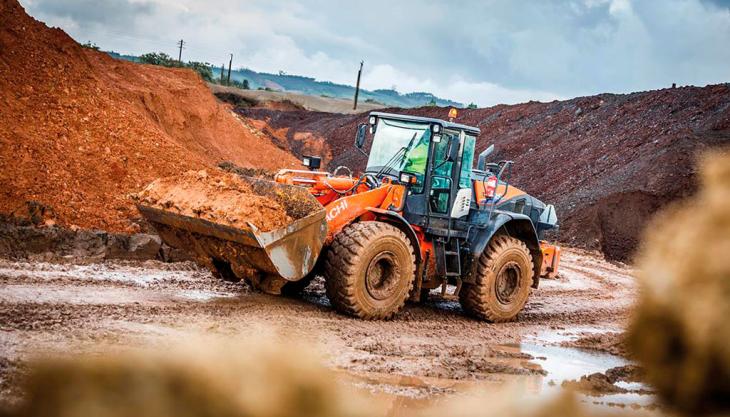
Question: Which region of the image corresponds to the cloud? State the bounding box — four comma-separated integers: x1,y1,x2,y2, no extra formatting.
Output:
18,0,730,106
364,64,562,107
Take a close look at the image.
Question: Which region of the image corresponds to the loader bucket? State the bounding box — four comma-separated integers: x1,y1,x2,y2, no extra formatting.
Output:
136,176,327,294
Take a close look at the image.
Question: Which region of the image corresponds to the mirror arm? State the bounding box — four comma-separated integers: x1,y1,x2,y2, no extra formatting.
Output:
497,160,513,179
492,161,513,205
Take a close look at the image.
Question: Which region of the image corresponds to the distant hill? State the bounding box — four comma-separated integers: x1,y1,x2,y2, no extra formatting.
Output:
106,51,140,63
105,51,463,108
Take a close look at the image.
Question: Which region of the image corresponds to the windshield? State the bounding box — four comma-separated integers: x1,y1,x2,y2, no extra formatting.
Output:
366,118,431,191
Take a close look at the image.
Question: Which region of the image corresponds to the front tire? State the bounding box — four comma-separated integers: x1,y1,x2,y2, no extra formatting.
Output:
324,222,415,320
459,235,533,322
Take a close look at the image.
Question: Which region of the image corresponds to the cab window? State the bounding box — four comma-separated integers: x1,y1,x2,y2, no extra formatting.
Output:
459,135,476,189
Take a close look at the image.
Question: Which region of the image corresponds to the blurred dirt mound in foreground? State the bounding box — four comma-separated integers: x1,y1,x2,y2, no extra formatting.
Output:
0,0,298,234
240,84,730,260
4,339,626,417
9,340,374,417
628,150,730,414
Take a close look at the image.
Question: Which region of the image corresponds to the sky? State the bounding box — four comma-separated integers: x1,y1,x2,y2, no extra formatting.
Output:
19,0,730,106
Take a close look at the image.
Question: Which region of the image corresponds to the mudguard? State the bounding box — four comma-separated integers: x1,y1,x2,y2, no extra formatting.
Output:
366,207,422,262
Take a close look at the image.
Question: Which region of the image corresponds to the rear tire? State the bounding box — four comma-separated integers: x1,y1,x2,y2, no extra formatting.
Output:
459,235,533,322
324,222,415,320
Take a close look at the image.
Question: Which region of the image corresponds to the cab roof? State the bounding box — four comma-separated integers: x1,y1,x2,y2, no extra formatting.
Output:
369,111,480,135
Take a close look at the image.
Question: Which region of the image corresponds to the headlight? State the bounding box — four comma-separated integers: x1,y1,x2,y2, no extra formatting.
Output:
301,156,321,170
399,172,417,184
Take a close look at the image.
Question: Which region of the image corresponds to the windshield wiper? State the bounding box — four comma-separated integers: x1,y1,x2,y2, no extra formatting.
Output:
374,132,420,180
397,132,419,166
374,146,407,179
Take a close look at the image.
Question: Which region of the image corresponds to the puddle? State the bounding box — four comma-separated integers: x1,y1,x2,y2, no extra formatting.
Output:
521,343,655,408
521,343,625,385
525,326,621,345
0,283,238,305
0,262,201,286
349,335,655,412
176,290,238,302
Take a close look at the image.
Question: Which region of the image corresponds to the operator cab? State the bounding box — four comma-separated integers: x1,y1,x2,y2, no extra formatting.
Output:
355,112,479,232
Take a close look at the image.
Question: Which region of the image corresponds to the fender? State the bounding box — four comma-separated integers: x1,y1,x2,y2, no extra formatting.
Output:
467,210,543,288
366,207,422,263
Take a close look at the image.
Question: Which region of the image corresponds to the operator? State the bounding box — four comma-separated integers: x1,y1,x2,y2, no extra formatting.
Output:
402,129,431,176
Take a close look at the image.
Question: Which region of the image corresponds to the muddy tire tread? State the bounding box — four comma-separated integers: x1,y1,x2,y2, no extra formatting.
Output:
459,235,533,322
324,222,415,320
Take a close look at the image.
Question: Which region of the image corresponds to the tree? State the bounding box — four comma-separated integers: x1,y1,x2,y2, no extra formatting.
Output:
138,52,213,82
228,79,252,90
467,102,478,109
81,41,100,51
139,52,179,67
187,61,214,82
427,98,437,107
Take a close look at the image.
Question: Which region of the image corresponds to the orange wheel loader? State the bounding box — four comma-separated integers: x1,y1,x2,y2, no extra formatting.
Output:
137,112,561,321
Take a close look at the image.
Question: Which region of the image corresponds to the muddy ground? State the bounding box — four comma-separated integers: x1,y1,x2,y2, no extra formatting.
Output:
0,248,654,412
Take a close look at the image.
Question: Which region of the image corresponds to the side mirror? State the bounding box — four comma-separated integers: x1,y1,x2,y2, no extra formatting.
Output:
355,123,367,149
446,137,460,162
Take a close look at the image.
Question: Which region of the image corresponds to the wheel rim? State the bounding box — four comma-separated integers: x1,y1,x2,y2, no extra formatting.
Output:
365,251,400,301
495,261,521,304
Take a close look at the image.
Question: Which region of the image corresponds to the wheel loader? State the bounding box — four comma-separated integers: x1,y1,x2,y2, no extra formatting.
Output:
137,111,561,321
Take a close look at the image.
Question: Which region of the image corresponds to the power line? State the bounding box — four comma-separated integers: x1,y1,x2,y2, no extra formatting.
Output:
177,39,185,63
227,53,233,85
353,60,364,110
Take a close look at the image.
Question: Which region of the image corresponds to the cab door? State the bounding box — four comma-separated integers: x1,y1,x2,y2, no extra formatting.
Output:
426,130,476,222
427,130,459,217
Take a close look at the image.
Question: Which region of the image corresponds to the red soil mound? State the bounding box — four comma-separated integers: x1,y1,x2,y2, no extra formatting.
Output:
0,0,299,233
238,84,730,260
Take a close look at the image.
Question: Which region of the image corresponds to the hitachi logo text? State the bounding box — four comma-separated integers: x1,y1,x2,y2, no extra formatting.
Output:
326,200,348,222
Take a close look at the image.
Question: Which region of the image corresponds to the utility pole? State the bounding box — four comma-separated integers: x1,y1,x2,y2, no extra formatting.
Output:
220,64,225,84
177,39,185,63
227,54,233,86
353,60,364,111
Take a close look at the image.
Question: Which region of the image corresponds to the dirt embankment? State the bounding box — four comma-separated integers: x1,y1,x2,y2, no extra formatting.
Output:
238,85,730,260
0,0,299,235
210,83,385,114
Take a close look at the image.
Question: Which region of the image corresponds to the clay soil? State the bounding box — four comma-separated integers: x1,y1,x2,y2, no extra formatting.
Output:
238,84,730,260
0,0,299,234
0,249,651,409
134,170,292,232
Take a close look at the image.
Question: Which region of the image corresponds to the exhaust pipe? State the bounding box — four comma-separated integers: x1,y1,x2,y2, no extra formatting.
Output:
477,144,495,171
